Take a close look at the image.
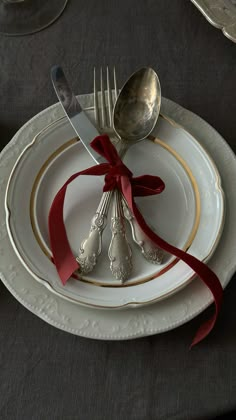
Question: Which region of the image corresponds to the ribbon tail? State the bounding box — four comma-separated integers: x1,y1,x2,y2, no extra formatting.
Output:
121,178,223,347
48,164,109,284
49,187,78,285
135,203,222,348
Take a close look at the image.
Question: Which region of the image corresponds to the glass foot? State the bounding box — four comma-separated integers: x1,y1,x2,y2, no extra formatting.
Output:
0,0,68,36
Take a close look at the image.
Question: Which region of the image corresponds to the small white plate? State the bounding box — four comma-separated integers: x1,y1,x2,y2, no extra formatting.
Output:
5,107,225,309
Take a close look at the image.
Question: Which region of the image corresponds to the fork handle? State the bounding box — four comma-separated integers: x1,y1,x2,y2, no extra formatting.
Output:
122,198,164,264
108,190,132,282
76,191,112,274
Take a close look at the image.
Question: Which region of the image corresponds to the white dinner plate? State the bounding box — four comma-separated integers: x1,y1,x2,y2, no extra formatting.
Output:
0,95,235,340
4,104,224,308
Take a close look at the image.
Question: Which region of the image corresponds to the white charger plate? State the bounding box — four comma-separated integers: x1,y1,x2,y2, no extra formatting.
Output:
0,96,235,340
4,104,224,308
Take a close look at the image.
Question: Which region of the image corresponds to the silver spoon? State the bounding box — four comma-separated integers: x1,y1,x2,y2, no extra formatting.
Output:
77,67,163,281
114,67,161,143
108,67,163,281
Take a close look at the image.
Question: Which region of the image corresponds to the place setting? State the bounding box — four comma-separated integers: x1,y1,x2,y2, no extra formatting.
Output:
1,64,236,347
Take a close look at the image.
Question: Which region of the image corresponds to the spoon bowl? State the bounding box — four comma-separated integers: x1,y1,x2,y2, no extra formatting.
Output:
113,67,161,143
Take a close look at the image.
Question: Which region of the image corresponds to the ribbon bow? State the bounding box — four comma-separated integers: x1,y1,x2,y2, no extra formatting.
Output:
49,134,223,347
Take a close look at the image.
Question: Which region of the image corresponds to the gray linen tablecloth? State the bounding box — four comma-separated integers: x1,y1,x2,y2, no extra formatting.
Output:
0,1,235,419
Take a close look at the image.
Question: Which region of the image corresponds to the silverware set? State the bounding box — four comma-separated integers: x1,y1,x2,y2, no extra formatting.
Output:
51,65,164,282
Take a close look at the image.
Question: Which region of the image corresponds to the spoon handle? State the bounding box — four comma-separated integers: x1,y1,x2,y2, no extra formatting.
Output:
122,198,164,264
118,144,163,265
76,191,112,274
108,190,133,282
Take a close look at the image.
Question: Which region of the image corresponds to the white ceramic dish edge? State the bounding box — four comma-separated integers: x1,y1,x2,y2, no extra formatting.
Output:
0,95,235,340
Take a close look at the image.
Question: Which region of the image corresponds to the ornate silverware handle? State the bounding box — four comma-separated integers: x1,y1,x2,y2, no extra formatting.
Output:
118,142,163,265
77,139,163,275
76,140,128,276
76,191,111,274
122,198,163,264
108,190,132,282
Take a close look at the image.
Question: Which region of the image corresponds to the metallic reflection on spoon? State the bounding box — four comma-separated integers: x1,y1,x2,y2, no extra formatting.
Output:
108,68,163,279
113,67,161,143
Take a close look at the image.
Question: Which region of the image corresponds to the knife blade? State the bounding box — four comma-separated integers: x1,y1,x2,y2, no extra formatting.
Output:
51,65,105,164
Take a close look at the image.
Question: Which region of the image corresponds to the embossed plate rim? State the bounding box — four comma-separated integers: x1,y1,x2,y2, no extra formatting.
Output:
0,95,235,340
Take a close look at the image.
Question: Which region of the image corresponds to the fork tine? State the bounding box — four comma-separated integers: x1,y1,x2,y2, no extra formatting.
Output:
100,67,106,128
94,67,99,127
106,66,113,127
113,67,118,102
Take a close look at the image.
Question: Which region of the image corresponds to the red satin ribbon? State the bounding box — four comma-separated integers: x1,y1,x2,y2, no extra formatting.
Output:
49,134,223,347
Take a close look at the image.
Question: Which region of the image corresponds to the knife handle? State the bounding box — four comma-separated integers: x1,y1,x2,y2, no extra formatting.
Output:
76,191,112,274
108,190,132,282
122,198,164,264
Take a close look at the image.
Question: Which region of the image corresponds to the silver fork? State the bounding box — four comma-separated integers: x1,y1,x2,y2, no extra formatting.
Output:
76,67,132,281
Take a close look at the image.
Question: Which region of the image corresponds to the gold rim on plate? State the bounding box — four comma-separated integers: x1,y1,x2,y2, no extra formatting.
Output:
29,131,200,288
5,111,224,308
